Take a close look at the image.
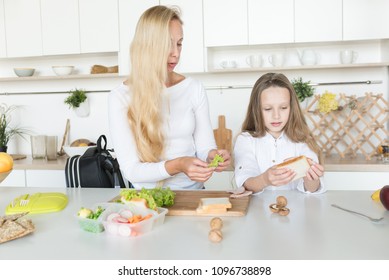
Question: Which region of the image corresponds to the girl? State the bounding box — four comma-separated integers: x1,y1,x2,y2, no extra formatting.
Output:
234,73,325,194
108,6,230,189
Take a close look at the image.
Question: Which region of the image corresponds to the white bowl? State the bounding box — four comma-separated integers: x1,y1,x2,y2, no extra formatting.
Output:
63,146,90,157
52,66,74,76
14,68,35,77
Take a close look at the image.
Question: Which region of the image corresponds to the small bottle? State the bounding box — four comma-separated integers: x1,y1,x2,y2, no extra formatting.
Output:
382,145,389,163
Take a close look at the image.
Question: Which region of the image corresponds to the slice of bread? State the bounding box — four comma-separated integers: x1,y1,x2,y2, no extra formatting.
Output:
276,155,310,181
196,206,228,214
199,197,232,210
196,197,232,214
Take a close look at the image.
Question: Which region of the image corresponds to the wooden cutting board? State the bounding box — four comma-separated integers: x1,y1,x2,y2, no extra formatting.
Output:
213,115,232,154
166,190,250,217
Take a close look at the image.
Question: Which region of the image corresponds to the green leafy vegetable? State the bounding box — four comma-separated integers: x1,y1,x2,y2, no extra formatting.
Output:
208,154,224,167
120,187,176,210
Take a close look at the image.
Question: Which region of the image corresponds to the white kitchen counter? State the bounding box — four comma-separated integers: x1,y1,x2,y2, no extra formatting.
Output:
0,187,388,260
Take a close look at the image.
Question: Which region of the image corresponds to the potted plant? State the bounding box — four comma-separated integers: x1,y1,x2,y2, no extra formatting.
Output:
0,103,28,153
291,77,315,103
64,88,89,117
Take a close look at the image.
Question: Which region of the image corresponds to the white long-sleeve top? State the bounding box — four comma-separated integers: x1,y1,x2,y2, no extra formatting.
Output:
108,77,217,190
233,132,326,194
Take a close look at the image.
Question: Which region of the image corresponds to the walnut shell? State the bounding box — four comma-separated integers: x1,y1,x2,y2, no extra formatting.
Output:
269,203,280,213
209,229,223,243
210,217,223,230
276,196,288,207
278,207,290,216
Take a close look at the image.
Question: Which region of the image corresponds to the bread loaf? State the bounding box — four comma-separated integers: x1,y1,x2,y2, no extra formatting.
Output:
276,155,310,181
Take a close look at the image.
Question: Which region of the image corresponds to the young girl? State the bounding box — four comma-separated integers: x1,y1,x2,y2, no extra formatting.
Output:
233,73,325,194
108,6,230,190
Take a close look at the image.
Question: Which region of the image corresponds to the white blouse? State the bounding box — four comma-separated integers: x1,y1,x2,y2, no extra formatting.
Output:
233,132,326,194
108,77,216,190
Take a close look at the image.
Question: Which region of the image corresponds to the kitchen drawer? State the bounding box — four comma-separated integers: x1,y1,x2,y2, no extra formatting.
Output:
324,171,389,191
26,170,66,188
0,170,26,187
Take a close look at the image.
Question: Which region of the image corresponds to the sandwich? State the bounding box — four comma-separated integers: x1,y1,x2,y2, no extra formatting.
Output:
276,155,310,181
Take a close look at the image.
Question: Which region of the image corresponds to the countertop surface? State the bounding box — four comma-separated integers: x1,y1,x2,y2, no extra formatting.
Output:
11,154,389,172
0,187,388,260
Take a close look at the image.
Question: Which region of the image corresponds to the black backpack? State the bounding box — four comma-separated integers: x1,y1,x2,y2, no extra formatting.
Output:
65,135,126,188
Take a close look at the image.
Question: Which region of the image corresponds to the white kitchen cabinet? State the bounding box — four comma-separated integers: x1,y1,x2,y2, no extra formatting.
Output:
79,0,119,54
0,0,6,57
295,0,342,43
118,0,158,75
203,0,248,47
26,170,66,188
248,0,294,45
161,0,204,73
40,0,80,55
205,171,236,190
0,170,26,187
343,0,389,41
4,0,42,57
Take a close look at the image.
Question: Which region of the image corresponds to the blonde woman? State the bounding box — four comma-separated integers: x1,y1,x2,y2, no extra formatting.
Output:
108,6,230,189
234,73,325,194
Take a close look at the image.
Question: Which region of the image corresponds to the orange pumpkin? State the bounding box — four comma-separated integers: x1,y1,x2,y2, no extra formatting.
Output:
0,152,13,172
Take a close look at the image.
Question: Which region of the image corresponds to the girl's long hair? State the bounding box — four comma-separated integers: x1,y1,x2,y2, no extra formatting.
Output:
127,6,182,162
241,73,323,163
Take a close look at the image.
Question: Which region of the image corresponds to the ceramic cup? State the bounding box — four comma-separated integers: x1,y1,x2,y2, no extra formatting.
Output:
340,50,358,64
246,55,263,68
300,49,320,65
220,60,237,69
268,53,285,67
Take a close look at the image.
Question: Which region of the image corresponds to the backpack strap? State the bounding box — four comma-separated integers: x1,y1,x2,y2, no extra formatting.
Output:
96,135,107,153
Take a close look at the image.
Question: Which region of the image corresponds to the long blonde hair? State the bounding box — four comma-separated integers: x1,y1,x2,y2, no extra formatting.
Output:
241,73,323,163
127,6,182,162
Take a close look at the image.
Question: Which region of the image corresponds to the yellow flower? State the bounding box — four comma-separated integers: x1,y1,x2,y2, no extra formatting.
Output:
318,91,338,113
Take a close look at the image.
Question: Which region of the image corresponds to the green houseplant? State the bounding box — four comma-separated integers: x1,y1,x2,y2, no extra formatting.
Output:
64,88,87,109
0,103,28,153
64,88,90,117
291,77,315,103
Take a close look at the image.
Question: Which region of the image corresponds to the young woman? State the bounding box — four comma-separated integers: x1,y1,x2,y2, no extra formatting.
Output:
108,5,230,189
234,73,325,194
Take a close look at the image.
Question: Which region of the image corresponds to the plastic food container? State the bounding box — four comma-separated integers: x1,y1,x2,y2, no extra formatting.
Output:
101,203,168,237
76,203,111,233
77,216,104,233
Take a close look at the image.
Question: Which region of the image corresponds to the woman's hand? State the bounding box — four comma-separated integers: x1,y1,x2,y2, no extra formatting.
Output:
165,157,215,182
207,149,231,172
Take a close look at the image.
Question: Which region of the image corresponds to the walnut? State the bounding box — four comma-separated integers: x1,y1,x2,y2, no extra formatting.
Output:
208,229,223,243
210,217,223,230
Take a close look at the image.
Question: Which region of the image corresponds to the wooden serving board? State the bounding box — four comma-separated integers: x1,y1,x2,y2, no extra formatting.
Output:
213,115,232,154
166,190,250,217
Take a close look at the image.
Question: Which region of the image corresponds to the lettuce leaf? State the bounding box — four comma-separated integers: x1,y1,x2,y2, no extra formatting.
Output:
120,187,175,210
208,154,224,167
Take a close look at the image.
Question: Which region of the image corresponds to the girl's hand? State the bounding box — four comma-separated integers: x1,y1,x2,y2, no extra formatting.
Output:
263,166,295,187
305,158,324,181
207,149,231,172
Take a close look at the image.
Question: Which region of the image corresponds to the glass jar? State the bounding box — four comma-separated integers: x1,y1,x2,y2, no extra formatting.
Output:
381,145,389,163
